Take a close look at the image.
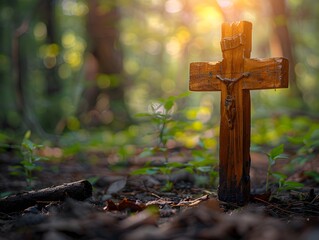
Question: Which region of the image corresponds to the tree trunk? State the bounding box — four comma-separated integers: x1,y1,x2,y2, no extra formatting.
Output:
80,0,131,129
41,0,60,95
268,0,304,101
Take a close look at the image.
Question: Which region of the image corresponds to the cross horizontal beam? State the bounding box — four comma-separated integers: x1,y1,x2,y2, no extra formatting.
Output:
189,58,288,91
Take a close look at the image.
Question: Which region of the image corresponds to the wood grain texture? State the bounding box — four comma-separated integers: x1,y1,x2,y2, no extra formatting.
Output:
0,180,92,213
189,21,289,204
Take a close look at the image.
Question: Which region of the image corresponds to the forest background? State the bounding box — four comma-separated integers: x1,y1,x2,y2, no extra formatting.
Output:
0,0,318,177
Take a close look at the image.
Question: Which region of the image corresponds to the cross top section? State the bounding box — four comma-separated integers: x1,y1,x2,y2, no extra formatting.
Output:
221,21,252,59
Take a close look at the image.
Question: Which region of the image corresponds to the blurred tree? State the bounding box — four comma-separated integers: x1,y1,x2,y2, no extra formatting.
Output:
1,0,319,138
0,0,48,134
268,0,303,102
78,0,132,129
41,0,61,95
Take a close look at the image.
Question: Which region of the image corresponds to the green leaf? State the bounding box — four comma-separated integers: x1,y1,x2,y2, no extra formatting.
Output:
24,130,31,140
139,150,153,158
196,166,212,173
166,162,184,168
34,156,48,162
0,192,12,198
305,171,319,182
135,113,152,118
271,172,287,181
131,167,159,175
291,155,313,165
283,181,304,190
269,144,284,159
159,166,171,175
164,99,174,111
9,166,23,176
310,129,319,140
189,158,215,167
184,166,194,174
20,160,33,166
273,153,289,160
87,176,99,185
22,139,37,151
161,181,173,192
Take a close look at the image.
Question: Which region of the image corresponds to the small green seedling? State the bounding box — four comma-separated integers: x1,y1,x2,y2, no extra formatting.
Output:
271,172,304,193
133,93,219,191
290,128,319,166
133,94,180,191
265,144,303,194
136,93,189,154
265,144,287,192
10,131,47,187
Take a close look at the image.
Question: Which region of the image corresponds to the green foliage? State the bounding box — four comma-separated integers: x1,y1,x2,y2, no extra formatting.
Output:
185,149,218,186
265,144,287,192
132,93,218,190
136,92,189,160
305,171,319,183
271,172,304,193
133,94,187,191
10,131,47,187
265,144,304,195
290,127,319,166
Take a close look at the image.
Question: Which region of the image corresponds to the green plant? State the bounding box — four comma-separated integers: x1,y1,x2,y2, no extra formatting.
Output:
265,144,303,194
185,149,218,187
290,128,319,166
304,171,319,183
132,93,219,191
265,144,287,192
10,131,47,187
133,93,190,191
137,93,188,158
271,172,304,193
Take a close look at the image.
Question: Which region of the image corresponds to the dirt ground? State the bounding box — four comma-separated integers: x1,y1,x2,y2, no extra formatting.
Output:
0,150,318,240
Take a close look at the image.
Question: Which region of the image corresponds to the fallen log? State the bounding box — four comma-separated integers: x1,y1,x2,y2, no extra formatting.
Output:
0,179,92,213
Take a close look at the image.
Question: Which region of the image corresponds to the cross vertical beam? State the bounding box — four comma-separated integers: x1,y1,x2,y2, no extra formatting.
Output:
189,21,289,204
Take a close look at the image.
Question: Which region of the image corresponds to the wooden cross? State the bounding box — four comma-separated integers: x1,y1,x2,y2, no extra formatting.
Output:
189,21,289,204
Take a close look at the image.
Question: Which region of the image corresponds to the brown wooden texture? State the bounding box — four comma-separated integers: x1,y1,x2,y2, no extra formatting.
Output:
189,21,289,204
0,180,92,213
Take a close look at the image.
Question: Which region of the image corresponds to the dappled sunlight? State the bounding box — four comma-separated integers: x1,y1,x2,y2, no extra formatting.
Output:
33,22,47,41
61,0,88,16
165,0,183,13
2,0,313,137
38,43,59,69
2,2,319,236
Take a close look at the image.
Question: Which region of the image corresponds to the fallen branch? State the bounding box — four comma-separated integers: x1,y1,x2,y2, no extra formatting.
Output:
0,180,92,213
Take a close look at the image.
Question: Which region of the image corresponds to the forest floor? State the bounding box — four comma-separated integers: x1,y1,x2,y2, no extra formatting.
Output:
0,148,319,240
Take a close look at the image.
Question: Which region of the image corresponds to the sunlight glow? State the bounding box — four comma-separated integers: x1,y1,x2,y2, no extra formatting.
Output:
63,51,82,69
58,64,72,79
144,38,162,55
165,0,183,13
217,0,234,8
62,32,76,48
62,0,88,16
194,5,223,33
161,78,176,93
33,22,47,41
166,37,181,56
124,59,140,75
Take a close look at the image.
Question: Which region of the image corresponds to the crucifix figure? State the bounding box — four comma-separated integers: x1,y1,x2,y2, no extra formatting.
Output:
189,21,289,204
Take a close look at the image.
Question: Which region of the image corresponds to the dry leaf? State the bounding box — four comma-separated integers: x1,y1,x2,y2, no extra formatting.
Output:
107,178,127,195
